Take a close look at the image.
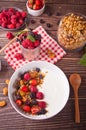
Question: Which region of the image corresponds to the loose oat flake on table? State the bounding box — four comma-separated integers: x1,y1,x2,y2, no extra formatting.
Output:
4,26,66,70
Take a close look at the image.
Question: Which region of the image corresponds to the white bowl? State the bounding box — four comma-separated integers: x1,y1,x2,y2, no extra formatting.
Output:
26,1,45,16
8,61,70,120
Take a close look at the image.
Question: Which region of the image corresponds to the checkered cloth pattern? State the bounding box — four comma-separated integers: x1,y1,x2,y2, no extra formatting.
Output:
4,26,66,70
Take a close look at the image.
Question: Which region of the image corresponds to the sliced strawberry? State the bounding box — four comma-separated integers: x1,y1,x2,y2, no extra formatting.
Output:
31,106,41,114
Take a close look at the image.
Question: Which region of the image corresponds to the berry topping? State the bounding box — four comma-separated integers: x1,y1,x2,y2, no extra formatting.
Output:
31,106,41,114
36,68,40,72
23,105,31,112
6,32,14,39
30,85,38,93
13,67,47,115
31,99,38,106
37,108,47,115
21,86,29,92
30,92,36,99
15,99,22,106
38,101,46,108
25,100,31,105
24,73,31,81
29,79,37,86
36,92,44,99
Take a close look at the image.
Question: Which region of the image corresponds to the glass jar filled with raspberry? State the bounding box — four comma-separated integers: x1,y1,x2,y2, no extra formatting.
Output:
16,29,41,60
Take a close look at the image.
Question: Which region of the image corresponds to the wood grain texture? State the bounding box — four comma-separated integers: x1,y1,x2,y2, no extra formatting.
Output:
0,0,86,130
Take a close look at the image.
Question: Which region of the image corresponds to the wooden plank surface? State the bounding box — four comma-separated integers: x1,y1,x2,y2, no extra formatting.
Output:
0,0,86,130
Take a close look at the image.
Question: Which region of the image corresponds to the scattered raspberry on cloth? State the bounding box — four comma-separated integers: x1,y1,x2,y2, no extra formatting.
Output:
4,26,66,70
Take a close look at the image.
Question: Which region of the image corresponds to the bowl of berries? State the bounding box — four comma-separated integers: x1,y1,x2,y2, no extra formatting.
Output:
8,61,70,120
26,0,45,16
16,29,41,60
0,7,27,31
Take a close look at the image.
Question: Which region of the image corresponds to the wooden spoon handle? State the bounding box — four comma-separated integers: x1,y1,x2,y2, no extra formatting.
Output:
0,36,17,54
74,91,80,123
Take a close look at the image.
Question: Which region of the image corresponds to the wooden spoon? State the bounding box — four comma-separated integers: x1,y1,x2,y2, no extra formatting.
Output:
69,73,81,123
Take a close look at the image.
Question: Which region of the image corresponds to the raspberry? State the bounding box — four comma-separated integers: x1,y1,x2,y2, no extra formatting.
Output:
1,23,7,28
2,17,7,23
34,40,40,47
21,11,27,18
6,32,14,39
16,11,21,17
22,39,29,48
0,12,5,19
11,18,17,24
30,85,38,93
38,101,46,108
36,92,44,99
19,19,24,25
8,8,15,12
14,53,24,60
11,15,17,19
24,73,31,81
28,40,34,49
16,23,21,28
0,8,26,29
7,24,15,29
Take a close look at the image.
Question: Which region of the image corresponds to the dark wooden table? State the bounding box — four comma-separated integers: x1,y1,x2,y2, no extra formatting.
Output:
0,0,86,130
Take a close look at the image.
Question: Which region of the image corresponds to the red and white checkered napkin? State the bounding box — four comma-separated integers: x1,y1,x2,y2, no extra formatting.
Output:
4,26,66,70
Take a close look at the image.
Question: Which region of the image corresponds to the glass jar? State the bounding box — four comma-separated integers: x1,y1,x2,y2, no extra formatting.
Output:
57,13,86,52
20,44,40,60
